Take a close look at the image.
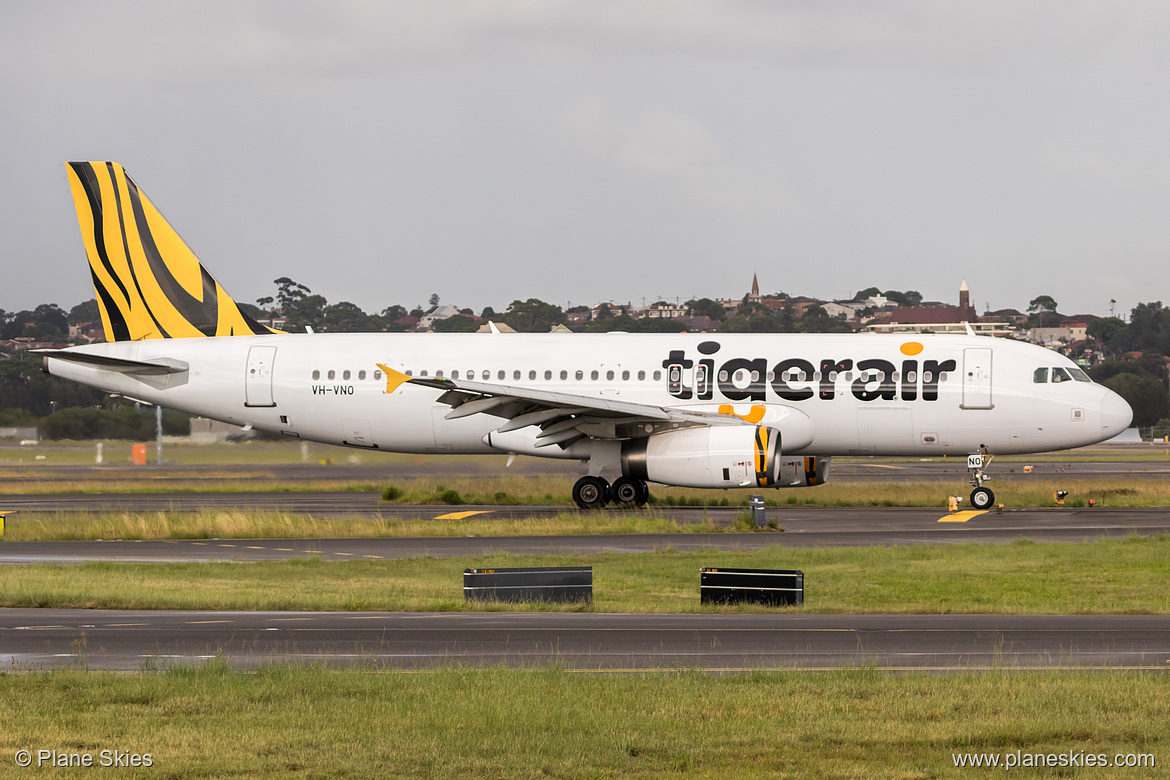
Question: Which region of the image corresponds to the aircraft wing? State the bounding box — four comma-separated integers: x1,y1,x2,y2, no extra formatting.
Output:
376,363,743,448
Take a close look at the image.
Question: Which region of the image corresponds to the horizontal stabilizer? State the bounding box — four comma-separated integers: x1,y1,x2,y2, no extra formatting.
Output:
33,349,189,375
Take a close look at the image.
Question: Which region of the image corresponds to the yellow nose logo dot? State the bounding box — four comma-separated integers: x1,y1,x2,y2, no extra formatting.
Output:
900,342,923,356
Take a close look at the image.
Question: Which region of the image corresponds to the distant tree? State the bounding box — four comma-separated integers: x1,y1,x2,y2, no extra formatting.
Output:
320,301,370,332
428,293,440,308
502,299,566,333
854,287,882,302
1102,372,1169,428
434,314,478,332
409,307,425,319
481,306,497,319
256,296,274,309
380,305,407,321
1087,317,1130,353
797,306,852,334
273,277,312,315
284,294,328,331
1028,295,1058,314
68,299,100,325
686,298,724,320
1128,301,1170,354
593,303,613,320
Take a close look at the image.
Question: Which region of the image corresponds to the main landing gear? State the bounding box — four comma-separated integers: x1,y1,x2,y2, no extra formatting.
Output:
572,475,649,510
967,448,996,510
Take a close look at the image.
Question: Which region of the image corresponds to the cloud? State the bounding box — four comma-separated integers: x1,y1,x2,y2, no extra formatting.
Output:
8,1,1170,90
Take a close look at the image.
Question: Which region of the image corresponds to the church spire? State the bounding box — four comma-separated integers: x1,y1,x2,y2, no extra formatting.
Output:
751,273,759,298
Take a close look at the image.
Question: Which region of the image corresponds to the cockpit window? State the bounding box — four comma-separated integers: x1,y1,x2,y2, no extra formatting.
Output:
1051,367,1072,383
1069,367,1091,382
1033,367,1048,383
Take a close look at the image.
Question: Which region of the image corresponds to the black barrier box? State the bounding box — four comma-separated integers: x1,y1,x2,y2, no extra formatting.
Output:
700,567,803,606
464,566,593,603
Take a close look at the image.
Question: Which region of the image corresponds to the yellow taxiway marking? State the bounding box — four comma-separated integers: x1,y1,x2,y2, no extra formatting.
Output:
103,623,148,627
939,510,989,523
186,620,232,624
246,546,266,549
333,552,352,556
855,463,904,470
275,548,293,551
268,617,313,622
364,555,383,559
217,544,236,547
435,510,493,520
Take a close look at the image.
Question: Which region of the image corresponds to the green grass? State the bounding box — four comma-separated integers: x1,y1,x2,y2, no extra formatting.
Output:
3,537,1169,613
0,664,1165,778
0,509,725,541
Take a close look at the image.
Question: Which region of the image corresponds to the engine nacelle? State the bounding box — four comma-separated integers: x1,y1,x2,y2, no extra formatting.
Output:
621,425,830,489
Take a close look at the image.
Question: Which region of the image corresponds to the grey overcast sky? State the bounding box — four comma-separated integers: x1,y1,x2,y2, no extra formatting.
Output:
2,1,1168,318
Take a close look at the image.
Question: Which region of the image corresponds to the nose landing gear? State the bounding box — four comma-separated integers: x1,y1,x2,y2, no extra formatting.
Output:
572,475,649,509
967,449,995,510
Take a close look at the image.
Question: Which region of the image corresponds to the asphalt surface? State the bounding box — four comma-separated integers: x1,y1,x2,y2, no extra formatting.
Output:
2,610,1166,672
1,506,1168,564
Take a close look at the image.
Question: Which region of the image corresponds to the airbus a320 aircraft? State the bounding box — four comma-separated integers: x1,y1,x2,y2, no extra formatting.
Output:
40,162,1132,510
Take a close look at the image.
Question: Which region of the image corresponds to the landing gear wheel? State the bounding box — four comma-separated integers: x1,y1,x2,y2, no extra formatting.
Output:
573,476,611,510
611,477,649,508
970,487,995,510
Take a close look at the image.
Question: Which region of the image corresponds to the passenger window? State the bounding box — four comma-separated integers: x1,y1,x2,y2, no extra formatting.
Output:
591,370,599,381
327,370,335,380
638,370,646,381
343,370,351,380
436,370,444,378
513,370,521,380
606,370,614,381
358,370,366,380
312,370,320,381
498,370,506,380
451,370,459,380
575,370,584,380
718,370,729,382
560,370,568,380
544,370,552,380
750,370,760,383
420,370,428,377
376,370,384,380
1033,368,1048,384
1051,367,1072,383
528,370,536,380
734,370,744,383
622,370,630,381
653,370,661,381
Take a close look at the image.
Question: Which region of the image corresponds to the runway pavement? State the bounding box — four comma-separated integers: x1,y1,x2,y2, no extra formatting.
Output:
2,610,1167,671
1,506,1168,564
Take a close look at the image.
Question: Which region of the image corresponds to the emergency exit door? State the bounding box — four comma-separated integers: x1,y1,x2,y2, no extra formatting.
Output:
961,347,993,410
245,346,277,407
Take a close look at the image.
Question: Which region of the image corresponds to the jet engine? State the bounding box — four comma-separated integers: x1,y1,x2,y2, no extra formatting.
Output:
619,424,830,490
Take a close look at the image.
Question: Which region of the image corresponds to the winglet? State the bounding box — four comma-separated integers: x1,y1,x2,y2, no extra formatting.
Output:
377,364,413,394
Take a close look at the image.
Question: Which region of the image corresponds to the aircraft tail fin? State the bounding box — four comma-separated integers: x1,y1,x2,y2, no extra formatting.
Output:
65,161,280,341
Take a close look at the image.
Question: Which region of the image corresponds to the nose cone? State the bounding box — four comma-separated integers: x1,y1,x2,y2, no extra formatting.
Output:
1100,388,1133,440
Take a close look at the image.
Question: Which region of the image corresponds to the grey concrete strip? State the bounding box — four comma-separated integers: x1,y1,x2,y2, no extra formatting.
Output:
1,610,1167,671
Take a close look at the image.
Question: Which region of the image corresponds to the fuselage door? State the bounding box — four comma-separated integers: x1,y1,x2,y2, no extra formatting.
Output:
961,347,993,410
244,345,277,408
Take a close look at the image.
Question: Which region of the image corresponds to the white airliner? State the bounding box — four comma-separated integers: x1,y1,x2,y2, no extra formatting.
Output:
39,162,1132,510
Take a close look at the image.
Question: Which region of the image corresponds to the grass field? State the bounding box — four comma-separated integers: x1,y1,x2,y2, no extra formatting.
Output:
2,536,1168,614
1,664,1165,778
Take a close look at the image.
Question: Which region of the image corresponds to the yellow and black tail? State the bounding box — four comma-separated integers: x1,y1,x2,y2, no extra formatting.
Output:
65,161,279,341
